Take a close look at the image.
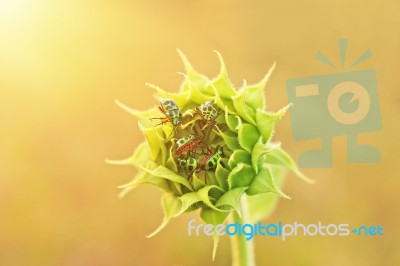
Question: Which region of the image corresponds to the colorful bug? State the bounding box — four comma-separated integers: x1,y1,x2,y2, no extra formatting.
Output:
177,155,199,177
175,134,203,156
199,146,224,171
195,101,219,126
150,98,181,131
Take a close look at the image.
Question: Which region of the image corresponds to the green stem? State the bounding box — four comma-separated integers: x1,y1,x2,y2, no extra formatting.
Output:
230,198,255,266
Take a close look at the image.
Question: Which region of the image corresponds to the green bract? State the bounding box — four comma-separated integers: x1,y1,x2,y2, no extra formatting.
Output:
108,51,313,259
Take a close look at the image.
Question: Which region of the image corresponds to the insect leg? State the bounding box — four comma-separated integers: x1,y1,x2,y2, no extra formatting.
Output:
152,119,169,127
149,117,167,121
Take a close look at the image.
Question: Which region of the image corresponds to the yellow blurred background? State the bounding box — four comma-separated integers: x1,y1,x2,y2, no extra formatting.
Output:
1,0,399,265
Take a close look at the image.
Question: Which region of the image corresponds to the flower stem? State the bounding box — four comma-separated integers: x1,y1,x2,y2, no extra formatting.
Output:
230,198,255,266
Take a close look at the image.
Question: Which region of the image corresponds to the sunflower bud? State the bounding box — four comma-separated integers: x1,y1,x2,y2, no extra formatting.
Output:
108,50,313,260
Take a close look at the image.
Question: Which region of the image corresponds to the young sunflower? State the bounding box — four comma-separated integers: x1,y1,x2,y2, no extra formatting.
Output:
108,50,313,265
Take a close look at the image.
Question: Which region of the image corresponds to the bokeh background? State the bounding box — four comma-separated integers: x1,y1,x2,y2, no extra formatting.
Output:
1,0,399,265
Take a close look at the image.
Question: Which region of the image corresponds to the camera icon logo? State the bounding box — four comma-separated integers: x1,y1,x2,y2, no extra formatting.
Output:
286,40,382,168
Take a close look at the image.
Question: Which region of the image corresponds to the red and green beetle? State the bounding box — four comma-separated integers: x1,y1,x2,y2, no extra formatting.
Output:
195,101,219,126
175,134,203,156
151,98,181,132
177,155,199,177
199,146,224,171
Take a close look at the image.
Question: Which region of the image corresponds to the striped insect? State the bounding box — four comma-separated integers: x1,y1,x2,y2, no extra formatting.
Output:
195,101,219,126
177,155,199,178
175,134,203,156
199,146,224,171
150,98,181,133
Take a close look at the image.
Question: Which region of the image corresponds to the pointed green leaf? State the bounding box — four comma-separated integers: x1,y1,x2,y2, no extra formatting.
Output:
247,166,290,199
118,171,171,197
215,187,247,213
244,62,275,111
228,163,256,189
214,128,241,151
115,99,146,119
228,150,251,169
232,88,256,125
237,119,260,153
251,138,281,173
251,137,268,174
200,207,229,261
147,193,182,237
106,141,151,167
191,173,206,191
177,49,213,95
208,51,237,99
179,73,215,104
178,192,202,215
165,145,178,172
224,106,240,132
265,146,314,184
245,165,286,223
215,161,229,191
212,233,220,261
255,104,291,144
115,100,161,129
139,122,167,164
212,85,237,114
198,185,227,212
141,165,193,191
